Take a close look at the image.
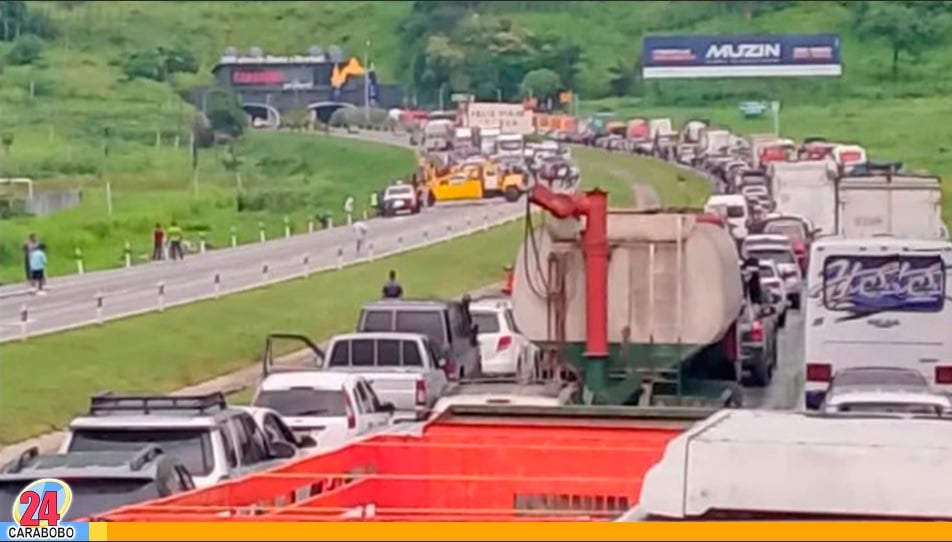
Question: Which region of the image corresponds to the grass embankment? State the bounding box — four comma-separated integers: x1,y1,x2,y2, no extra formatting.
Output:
0,148,707,443
0,132,414,281
583,97,952,223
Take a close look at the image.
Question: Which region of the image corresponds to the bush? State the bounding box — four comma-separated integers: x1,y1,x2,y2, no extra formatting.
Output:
5,34,43,66
123,45,198,82
204,87,248,138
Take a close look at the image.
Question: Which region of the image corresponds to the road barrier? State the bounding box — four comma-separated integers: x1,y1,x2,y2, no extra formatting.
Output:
6,207,519,343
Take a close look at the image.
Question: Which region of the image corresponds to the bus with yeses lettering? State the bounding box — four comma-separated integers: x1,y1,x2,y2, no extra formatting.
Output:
802,236,952,409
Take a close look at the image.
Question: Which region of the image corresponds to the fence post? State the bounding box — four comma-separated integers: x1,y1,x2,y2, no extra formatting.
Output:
95,291,104,324
258,221,266,243
483,213,490,230
284,216,291,238
336,247,343,270
199,232,207,253
307,219,314,234
74,247,85,275
261,262,270,282
157,282,165,312
368,241,375,261
303,254,311,277
19,304,28,342
122,241,132,268
230,226,238,248
213,273,221,298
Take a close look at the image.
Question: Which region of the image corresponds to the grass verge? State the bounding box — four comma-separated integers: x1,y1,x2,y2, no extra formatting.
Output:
0,148,708,444
0,132,415,282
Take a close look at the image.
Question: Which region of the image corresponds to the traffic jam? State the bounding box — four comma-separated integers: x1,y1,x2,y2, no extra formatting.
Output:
4,106,951,523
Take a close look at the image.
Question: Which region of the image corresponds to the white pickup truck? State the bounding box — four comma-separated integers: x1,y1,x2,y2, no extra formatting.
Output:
323,332,452,422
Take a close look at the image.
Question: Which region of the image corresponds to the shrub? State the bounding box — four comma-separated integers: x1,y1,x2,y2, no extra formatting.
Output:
5,34,43,66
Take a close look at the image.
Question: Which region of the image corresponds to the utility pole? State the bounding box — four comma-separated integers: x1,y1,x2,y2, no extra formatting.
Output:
363,40,371,125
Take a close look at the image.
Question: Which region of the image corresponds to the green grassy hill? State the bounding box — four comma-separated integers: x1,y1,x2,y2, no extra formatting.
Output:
3,1,952,280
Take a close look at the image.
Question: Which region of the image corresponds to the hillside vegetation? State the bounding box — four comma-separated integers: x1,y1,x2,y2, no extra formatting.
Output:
2,1,952,278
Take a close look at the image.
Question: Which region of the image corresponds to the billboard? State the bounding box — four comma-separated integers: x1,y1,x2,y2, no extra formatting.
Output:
461,102,534,135
642,34,841,79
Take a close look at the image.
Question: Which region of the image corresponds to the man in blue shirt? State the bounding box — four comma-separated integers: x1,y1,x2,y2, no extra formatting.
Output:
29,243,48,296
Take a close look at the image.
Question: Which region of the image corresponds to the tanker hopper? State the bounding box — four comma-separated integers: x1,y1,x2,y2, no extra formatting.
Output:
511,187,745,407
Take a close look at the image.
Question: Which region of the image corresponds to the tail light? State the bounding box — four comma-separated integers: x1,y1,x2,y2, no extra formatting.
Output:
749,321,764,342
415,379,427,406
806,363,832,382
496,336,513,352
344,393,356,430
935,366,952,384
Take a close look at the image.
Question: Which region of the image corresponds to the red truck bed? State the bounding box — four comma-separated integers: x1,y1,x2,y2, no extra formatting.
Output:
93,406,711,522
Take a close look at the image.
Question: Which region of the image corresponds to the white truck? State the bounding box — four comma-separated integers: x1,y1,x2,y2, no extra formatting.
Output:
495,133,525,161
625,408,952,521
802,236,952,409
453,126,474,150
767,161,836,236
480,128,500,155
423,119,454,151
835,172,946,239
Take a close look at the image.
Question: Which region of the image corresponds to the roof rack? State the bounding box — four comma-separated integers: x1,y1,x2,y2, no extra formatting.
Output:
4,446,40,474
88,392,228,416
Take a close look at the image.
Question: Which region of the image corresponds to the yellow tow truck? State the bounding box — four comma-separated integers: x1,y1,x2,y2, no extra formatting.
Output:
421,158,526,205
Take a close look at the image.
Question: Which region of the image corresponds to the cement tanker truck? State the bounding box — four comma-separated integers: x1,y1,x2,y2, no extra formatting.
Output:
511,187,746,407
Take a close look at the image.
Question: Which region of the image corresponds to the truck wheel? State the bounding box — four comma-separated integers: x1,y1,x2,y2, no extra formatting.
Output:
503,187,521,202
749,356,772,387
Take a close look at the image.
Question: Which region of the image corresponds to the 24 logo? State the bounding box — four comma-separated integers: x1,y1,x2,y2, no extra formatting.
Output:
12,479,72,527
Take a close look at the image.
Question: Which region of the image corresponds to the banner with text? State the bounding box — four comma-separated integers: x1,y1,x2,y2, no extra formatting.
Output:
642,34,842,79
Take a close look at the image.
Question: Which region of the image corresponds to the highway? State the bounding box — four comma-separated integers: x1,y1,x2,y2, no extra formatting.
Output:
0,131,522,342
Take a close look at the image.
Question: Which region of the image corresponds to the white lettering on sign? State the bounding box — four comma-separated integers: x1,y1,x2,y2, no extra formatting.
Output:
823,256,945,312
705,43,781,61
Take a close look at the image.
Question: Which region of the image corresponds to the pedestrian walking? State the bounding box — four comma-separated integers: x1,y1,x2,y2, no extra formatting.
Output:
22,233,38,282
353,220,368,254
29,243,48,296
167,220,184,261
152,223,165,261
382,269,403,299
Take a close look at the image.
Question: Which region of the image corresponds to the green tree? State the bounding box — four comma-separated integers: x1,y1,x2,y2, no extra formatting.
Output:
5,34,43,65
607,60,636,97
521,68,561,100
204,88,247,138
853,1,949,79
0,1,55,41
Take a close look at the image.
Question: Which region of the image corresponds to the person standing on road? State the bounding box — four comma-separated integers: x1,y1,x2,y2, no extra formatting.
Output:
353,220,368,254
382,270,403,299
29,243,48,296
152,223,165,261
167,220,184,261
22,233,38,281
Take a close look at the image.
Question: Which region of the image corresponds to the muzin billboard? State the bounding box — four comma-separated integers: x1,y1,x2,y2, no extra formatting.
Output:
642,34,841,79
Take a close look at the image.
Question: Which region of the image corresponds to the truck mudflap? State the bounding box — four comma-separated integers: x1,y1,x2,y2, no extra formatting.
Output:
91,405,715,523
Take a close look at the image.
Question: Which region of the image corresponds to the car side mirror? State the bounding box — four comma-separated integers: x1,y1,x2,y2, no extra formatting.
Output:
379,402,396,413
298,435,318,448
269,440,297,459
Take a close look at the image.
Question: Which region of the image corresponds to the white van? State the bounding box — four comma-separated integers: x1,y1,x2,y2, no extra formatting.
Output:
803,236,952,409
704,194,749,239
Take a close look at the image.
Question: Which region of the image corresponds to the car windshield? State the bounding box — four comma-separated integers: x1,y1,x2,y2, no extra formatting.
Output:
386,186,413,196
749,249,794,264
764,221,806,239
0,479,160,521
834,369,928,388
67,429,213,476
471,312,501,334
726,205,746,218
394,310,445,346
833,402,942,415
254,388,347,417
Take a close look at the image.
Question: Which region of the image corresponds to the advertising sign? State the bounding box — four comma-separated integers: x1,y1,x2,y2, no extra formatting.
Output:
822,255,946,313
642,34,841,79
463,102,534,135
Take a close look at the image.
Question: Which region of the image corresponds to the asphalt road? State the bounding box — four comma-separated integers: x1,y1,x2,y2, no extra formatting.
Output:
0,130,531,342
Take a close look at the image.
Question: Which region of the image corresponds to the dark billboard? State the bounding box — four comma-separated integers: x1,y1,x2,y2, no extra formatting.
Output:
642,34,841,79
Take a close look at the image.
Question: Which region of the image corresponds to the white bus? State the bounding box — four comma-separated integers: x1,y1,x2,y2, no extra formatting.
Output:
802,236,952,409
